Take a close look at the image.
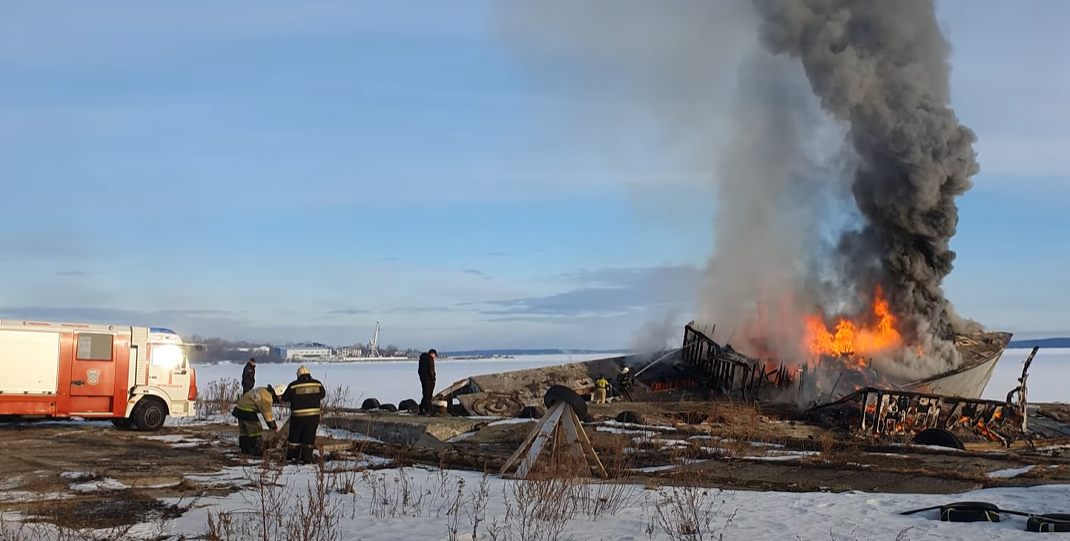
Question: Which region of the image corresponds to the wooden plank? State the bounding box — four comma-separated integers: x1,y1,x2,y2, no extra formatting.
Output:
571,408,607,478
499,403,559,475
515,402,565,478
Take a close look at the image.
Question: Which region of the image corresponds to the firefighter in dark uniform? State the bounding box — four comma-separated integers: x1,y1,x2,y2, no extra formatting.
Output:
280,365,326,464
616,366,635,401
231,384,280,455
241,358,256,394
417,348,437,415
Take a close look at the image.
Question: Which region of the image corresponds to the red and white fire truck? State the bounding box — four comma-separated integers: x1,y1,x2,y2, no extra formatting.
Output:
0,319,198,431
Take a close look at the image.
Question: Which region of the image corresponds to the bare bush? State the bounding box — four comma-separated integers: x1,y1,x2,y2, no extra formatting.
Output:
197,377,243,417
322,384,353,415
204,463,342,541
651,486,737,541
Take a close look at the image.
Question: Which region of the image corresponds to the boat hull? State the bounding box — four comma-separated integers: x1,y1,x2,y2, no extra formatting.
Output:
901,331,1013,399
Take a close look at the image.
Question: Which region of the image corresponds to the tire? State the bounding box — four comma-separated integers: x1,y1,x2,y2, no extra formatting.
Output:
398,399,419,412
913,428,965,450
616,411,643,425
378,403,398,412
111,418,133,430
543,385,587,420
938,501,1000,523
1027,513,1070,533
133,399,167,432
360,398,380,410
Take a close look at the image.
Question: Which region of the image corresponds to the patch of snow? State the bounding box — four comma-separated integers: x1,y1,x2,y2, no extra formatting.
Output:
595,425,656,436
986,465,1036,478
487,418,535,426
600,420,677,432
69,478,128,492
0,491,72,503
446,431,478,442
317,426,384,443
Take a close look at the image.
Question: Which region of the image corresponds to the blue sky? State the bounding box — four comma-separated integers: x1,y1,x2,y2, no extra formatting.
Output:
1,1,1067,350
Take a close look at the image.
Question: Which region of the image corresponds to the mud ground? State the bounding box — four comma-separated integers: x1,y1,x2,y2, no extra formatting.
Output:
1,401,1069,530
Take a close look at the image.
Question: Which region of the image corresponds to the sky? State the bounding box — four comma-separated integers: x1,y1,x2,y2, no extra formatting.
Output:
1,1,1067,351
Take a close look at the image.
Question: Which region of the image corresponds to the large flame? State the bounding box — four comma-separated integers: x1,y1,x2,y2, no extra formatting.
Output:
802,286,903,364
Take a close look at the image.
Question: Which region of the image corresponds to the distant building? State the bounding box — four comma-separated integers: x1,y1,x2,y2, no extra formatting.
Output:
272,344,332,360
339,346,364,358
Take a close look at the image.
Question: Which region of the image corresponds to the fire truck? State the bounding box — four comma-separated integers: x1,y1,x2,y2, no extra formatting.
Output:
0,319,198,431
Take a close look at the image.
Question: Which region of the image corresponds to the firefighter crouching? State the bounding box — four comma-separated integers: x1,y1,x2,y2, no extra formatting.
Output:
231,384,283,455
281,365,326,464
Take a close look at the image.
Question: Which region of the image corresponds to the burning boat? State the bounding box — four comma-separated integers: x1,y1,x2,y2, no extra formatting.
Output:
436,319,1014,416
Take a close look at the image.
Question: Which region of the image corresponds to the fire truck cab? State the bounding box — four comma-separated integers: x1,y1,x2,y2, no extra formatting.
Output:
0,319,198,431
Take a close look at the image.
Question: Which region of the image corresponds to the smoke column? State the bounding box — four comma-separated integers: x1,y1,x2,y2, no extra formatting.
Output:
751,0,983,370
491,0,981,378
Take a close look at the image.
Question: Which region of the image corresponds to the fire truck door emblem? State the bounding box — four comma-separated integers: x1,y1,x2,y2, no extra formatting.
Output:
86,369,100,385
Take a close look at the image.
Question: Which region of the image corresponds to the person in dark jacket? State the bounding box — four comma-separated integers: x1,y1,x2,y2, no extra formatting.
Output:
241,358,256,394
417,349,437,415
280,365,326,464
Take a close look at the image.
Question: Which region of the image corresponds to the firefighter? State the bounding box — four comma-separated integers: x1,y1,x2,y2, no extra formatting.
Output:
616,366,635,401
280,365,326,464
231,384,281,456
417,349,437,415
241,358,256,394
594,373,609,404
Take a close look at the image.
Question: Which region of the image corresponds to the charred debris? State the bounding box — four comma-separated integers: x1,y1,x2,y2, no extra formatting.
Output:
434,322,1061,449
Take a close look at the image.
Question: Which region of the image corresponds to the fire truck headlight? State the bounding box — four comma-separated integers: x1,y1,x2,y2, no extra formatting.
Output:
152,345,185,370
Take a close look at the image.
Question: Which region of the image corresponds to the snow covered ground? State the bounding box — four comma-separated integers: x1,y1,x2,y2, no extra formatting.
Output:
5,349,1053,538
5,463,1067,540
192,348,1069,406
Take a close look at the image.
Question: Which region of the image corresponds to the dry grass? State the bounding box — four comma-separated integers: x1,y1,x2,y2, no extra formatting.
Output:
196,377,243,417
204,463,344,541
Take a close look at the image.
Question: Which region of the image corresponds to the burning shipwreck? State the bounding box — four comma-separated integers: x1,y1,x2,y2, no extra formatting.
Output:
427,1,1065,449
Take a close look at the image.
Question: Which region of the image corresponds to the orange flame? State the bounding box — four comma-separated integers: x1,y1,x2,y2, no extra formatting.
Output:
803,286,903,362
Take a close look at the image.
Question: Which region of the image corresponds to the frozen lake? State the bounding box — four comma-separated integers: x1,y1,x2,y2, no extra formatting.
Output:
192,354,609,406
191,348,1068,407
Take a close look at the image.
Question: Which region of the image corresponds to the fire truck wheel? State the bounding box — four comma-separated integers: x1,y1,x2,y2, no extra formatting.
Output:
133,398,168,431
912,428,965,450
543,385,588,420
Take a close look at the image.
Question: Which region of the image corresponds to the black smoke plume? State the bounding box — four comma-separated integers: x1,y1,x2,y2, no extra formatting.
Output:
752,0,983,351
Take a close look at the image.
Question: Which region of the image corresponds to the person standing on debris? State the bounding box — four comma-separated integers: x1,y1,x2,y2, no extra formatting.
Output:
418,348,438,415
241,358,257,394
616,367,635,401
231,384,282,455
594,373,609,404
280,365,326,464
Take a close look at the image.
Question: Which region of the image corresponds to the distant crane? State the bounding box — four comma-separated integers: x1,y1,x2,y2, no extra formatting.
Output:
368,320,382,358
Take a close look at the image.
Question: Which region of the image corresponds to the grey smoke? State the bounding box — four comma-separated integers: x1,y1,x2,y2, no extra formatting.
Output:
492,0,981,379
752,0,983,352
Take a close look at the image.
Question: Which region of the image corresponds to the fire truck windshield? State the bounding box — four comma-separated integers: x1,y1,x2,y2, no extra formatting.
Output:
151,344,185,370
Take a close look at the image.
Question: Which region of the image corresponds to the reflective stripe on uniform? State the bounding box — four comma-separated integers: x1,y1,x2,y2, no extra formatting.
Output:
289,382,322,389
236,406,256,412
292,408,321,416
